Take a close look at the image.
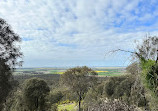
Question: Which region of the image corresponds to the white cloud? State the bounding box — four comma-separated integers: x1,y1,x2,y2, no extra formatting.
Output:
0,0,158,67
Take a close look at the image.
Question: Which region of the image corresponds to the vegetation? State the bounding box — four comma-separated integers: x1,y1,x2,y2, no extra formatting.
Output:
112,36,158,110
0,18,22,110
135,36,158,110
14,67,125,77
22,78,50,111
58,103,76,111
61,66,97,111
1,17,158,111
87,99,137,111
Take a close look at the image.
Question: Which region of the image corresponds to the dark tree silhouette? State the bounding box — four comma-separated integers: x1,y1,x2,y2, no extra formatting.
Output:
0,18,22,110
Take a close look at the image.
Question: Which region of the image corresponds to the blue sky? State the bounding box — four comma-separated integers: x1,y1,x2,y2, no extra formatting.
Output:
0,0,158,67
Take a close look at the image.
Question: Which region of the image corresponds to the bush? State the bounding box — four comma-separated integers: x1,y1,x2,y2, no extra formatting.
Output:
104,75,134,100
49,91,63,104
87,99,137,111
51,104,58,111
140,60,158,110
84,75,147,109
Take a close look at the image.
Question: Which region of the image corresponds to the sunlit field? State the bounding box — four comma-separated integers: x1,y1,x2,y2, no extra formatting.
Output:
14,67,125,77
58,102,77,111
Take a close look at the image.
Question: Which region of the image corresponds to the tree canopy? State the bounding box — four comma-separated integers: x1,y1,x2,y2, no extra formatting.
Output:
0,18,22,68
0,18,22,110
61,66,97,111
23,78,50,111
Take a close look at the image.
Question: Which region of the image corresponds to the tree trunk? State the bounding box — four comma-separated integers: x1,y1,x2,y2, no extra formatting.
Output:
156,50,158,63
35,98,39,110
78,94,81,111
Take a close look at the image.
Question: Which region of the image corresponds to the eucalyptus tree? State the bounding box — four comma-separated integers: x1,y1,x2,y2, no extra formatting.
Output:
61,66,98,111
0,18,22,110
23,78,50,111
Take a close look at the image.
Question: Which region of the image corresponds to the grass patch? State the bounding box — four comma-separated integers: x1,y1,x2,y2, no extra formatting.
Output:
58,103,76,111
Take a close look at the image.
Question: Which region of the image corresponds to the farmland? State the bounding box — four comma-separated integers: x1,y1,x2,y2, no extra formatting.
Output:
13,67,125,84
14,67,125,76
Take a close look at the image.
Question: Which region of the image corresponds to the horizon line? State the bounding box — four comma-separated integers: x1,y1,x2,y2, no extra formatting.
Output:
17,66,127,69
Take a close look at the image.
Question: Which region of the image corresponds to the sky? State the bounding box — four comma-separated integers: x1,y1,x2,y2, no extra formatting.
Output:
0,0,158,67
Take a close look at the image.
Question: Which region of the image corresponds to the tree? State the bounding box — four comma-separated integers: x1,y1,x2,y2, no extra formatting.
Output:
136,36,158,62
3,88,26,111
0,18,22,67
126,62,140,75
108,36,158,63
49,91,63,104
0,18,22,110
109,36,158,110
48,90,63,111
134,36,158,92
61,66,97,111
23,78,50,111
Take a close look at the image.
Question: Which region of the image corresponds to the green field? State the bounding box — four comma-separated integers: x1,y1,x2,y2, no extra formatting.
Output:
14,67,125,77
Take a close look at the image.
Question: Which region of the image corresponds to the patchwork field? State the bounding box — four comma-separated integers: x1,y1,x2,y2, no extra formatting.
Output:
14,67,125,77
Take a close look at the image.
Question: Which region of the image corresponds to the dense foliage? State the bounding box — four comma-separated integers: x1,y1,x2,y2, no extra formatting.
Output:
23,78,50,111
0,18,22,110
87,99,137,111
61,66,97,111
83,74,147,109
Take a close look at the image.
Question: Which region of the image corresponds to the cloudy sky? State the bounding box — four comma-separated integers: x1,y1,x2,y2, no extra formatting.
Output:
0,0,158,67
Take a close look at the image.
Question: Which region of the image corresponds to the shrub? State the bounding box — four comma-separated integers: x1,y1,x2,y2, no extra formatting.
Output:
87,99,137,111
49,91,63,104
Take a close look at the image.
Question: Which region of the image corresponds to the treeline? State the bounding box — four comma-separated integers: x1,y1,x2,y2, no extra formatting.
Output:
3,66,143,111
